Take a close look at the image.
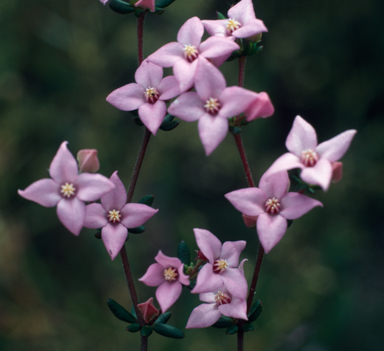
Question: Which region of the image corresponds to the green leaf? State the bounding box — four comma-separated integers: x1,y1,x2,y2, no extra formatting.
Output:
154,312,171,325
155,0,176,8
107,298,137,323
177,241,190,265
128,225,145,234
216,11,227,19
229,126,242,135
141,325,153,337
211,315,233,328
109,0,134,14
153,323,185,339
131,305,137,319
132,115,144,126
160,114,180,131
248,300,262,322
242,322,254,332
138,194,154,206
126,323,141,332
226,324,238,335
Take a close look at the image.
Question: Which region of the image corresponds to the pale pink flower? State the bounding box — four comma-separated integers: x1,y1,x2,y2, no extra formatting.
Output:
139,251,190,312
191,229,248,299
100,0,109,5
331,161,343,183
84,171,158,260
225,170,323,253
186,284,247,329
146,16,239,92
18,142,115,236
77,149,100,173
268,116,357,191
106,60,180,135
137,297,160,323
202,0,267,39
244,91,274,121
168,58,255,155
134,0,155,12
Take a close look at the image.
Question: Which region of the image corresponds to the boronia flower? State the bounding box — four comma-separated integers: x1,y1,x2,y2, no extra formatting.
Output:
18,142,115,235
106,60,181,135
139,251,190,312
84,171,158,260
244,91,275,121
77,149,100,173
191,228,248,299
268,116,357,191
137,297,160,323
186,284,247,329
225,170,323,253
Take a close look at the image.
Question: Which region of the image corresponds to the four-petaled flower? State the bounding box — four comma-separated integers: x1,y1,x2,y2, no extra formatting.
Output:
191,228,248,299
139,251,190,312
225,170,323,253
106,60,181,135
268,116,357,191
84,171,158,260
18,142,115,235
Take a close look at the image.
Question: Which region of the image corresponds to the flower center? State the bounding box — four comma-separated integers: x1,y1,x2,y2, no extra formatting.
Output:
144,87,160,104
204,97,221,114
226,18,241,34
213,259,228,274
60,182,76,198
265,197,281,214
108,209,121,223
215,291,232,306
164,267,178,282
301,149,318,167
183,44,199,62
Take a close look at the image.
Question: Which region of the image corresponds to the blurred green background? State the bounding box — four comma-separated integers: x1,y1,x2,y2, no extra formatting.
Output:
1,0,383,350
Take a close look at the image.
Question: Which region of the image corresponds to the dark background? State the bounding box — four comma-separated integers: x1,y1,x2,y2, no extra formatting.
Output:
1,0,383,350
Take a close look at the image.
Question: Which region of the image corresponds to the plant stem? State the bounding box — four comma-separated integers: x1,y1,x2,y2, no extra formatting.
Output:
246,245,264,313
137,12,146,66
238,56,246,88
233,133,255,188
141,335,148,351
237,327,244,351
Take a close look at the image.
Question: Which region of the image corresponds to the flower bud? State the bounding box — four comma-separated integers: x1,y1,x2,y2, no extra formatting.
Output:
77,149,100,173
244,92,274,122
331,161,343,183
242,214,257,228
137,297,160,324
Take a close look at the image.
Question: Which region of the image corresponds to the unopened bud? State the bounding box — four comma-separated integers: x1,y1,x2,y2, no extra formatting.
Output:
137,297,160,324
77,149,100,173
331,162,343,183
242,214,257,228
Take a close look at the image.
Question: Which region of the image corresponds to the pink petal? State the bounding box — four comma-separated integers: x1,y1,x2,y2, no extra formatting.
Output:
244,91,274,121
177,263,190,286
101,223,128,260
232,19,267,38
257,213,287,253
193,228,222,263
268,152,304,174
75,173,115,202
84,203,108,229
220,241,246,267
167,92,204,122
191,263,222,294
331,161,343,183
139,262,166,287
219,86,256,118
146,42,184,67
219,297,247,320
158,76,181,100
280,193,323,219
221,268,248,299
49,142,78,184
185,303,221,329
300,157,333,191
316,129,357,162
18,179,61,207
134,0,155,12
195,58,226,101
199,36,239,61
225,188,266,217
100,171,127,211
228,0,255,24
155,251,182,269
120,203,158,228
173,58,198,92
259,170,289,199
156,281,182,312
135,60,163,89
286,116,318,156
198,113,228,156
138,100,167,135
177,17,204,47
201,19,228,37
199,291,216,303
106,83,146,111
56,197,85,236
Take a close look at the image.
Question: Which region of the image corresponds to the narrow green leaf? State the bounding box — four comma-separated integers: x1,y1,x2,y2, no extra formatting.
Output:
242,323,254,332
216,11,226,19
226,324,238,335
154,312,171,325
248,300,263,322
107,298,137,323
141,325,153,337
155,0,176,8
177,241,190,265
138,194,154,206
160,120,180,131
211,316,233,328
128,225,145,234
153,323,185,339
109,0,134,14
126,323,141,332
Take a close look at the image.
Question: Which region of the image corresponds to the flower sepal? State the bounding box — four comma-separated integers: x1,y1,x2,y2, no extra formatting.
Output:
109,0,135,14
160,114,180,132
216,11,226,20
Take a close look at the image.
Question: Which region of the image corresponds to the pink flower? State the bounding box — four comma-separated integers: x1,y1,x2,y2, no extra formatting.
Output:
268,116,357,191
186,284,247,329
146,17,239,92
84,171,158,260
139,251,190,312
244,92,274,121
225,170,323,253
134,0,155,12
137,297,160,323
18,142,115,236
191,229,248,299
168,58,255,155
99,0,109,5
202,0,267,39
77,149,100,173
106,60,180,135
331,161,343,183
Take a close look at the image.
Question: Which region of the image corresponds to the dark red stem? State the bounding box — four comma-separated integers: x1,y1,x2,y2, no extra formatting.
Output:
137,13,146,66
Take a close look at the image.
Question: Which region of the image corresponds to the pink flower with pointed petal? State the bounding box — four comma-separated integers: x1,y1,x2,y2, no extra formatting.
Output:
186,284,247,329
168,58,255,155
202,0,267,39
147,16,239,92
134,0,155,12
18,142,115,236
137,297,160,323
84,171,158,260
139,251,190,312
225,170,323,253
191,229,248,300
268,116,357,191
106,60,180,135
244,92,274,121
